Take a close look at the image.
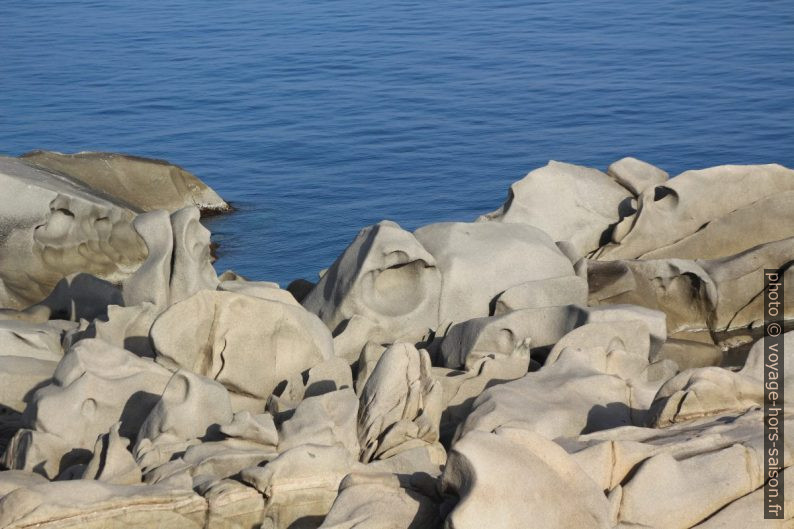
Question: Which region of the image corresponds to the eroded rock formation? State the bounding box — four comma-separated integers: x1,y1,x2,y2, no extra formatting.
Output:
1,155,792,529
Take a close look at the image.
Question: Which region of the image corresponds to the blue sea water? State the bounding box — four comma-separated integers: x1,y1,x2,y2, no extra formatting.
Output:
2,1,793,285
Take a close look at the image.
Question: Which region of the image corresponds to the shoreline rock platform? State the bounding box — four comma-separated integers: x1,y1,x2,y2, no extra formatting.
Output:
0,153,791,528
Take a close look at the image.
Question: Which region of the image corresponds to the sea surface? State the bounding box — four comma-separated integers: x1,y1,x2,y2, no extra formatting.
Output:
2,1,793,285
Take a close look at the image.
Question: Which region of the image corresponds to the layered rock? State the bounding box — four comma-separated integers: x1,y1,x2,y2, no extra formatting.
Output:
21,150,230,214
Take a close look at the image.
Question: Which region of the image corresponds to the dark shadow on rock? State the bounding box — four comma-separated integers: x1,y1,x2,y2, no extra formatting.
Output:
124,336,155,358
438,375,518,449
582,402,641,435
0,406,25,457
287,515,324,529
57,447,92,477
118,390,162,441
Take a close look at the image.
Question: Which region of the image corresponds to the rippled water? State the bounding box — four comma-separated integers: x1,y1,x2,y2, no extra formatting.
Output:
2,1,792,285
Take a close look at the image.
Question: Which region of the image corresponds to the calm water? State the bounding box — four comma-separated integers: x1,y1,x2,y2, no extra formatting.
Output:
2,1,793,285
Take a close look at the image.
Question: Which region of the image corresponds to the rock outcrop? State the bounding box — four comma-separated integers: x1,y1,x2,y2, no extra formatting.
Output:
21,150,230,214
1,155,792,529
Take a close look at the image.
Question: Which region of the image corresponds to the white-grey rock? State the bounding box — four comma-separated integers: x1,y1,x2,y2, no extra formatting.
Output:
597,163,794,260
319,472,441,529
414,221,577,324
478,160,633,258
22,338,173,451
133,370,233,471
358,343,443,463
607,156,669,196
441,426,611,529
151,290,333,402
560,408,792,529
0,480,207,529
302,221,442,361
21,150,229,214
278,388,359,456
0,157,145,309
492,274,588,315
241,444,358,529
81,422,142,485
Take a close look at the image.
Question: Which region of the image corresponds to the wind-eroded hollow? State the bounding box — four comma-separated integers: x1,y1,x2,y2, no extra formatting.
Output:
365,259,437,317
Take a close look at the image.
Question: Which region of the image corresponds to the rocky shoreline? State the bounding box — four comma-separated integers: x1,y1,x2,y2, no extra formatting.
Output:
0,153,791,528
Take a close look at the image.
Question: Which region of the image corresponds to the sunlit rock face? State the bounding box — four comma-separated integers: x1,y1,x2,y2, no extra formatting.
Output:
595,163,794,260
1,156,794,529
0,157,146,309
21,150,230,214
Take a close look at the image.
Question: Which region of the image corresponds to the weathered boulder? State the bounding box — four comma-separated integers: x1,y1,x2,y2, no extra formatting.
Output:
0,273,123,324
439,305,585,369
457,323,676,441
606,156,669,196
0,480,207,529
302,221,442,361
21,150,229,214
0,157,145,309
81,422,142,485
1,429,77,479
491,274,588,315
587,258,716,338
151,290,333,403
241,444,358,529
199,478,267,529
278,388,359,456
319,472,441,529
22,339,173,451
596,163,794,260
589,237,794,343
441,427,611,529
220,411,279,448
440,303,666,370
0,315,74,363
122,206,218,310
414,221,577,325
133,370,233,471
358,343,443,463
0,357,58,414
434,351,530,444
648,331,794,426
559,408,792,529
478,161,633,258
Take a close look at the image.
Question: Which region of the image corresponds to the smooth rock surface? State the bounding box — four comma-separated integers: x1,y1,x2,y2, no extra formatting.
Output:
478,160,633,257
151,290,333,401
21,150,229,214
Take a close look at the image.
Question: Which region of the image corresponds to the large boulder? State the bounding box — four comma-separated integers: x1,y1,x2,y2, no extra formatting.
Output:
0,157,145,309
21,339,173,451
606,156,669,196
441,427,611,529
588,237,794,343
151,290,334,403
456,319,676,441
133,370,234,471
357,343,443,463
596,163,794,260
319,472,441,529
478,161,633,258
21,150,229,214
413,221,576,324
559,408,792,529
302,221,442,361
648,332,794,427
